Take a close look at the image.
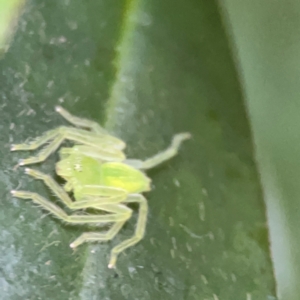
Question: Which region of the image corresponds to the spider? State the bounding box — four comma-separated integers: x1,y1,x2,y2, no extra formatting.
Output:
11,106,190,268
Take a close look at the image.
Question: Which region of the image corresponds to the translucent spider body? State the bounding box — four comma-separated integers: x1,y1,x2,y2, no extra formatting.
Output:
11,106,190,268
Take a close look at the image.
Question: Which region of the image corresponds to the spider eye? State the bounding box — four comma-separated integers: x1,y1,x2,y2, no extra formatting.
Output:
74,164,82,172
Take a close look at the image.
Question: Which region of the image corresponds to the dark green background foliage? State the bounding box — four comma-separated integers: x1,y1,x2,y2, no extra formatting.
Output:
1,0,292,299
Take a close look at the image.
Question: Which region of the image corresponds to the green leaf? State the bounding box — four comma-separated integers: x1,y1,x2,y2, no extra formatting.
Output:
221,1,300,299
0,0,25,55
0,0,277,299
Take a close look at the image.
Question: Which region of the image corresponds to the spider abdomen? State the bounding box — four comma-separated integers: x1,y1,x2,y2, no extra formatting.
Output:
100,162,151,193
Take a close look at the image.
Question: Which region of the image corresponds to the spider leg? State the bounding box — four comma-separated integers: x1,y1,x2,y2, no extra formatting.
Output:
108,194,148,268
58,145,128,163
64,193,148,268
11,190,132,224
11,126,125,165
124,132,191,170
69,221,126,248
11,129,58,151
13,170,146,268
24,168,128,209
55,106,107,134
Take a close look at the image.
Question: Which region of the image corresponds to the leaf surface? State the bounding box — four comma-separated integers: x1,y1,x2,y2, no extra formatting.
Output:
0,0,277,299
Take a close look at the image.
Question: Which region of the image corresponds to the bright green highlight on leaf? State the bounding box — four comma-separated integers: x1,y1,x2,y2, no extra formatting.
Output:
11,106,190,268
0,0,25,54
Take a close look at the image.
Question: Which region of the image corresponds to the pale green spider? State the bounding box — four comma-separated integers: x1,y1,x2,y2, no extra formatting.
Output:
11,106,190,268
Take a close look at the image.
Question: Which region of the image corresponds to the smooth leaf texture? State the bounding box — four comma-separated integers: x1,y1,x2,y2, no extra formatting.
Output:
0,1,277,299
221,1,300,299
